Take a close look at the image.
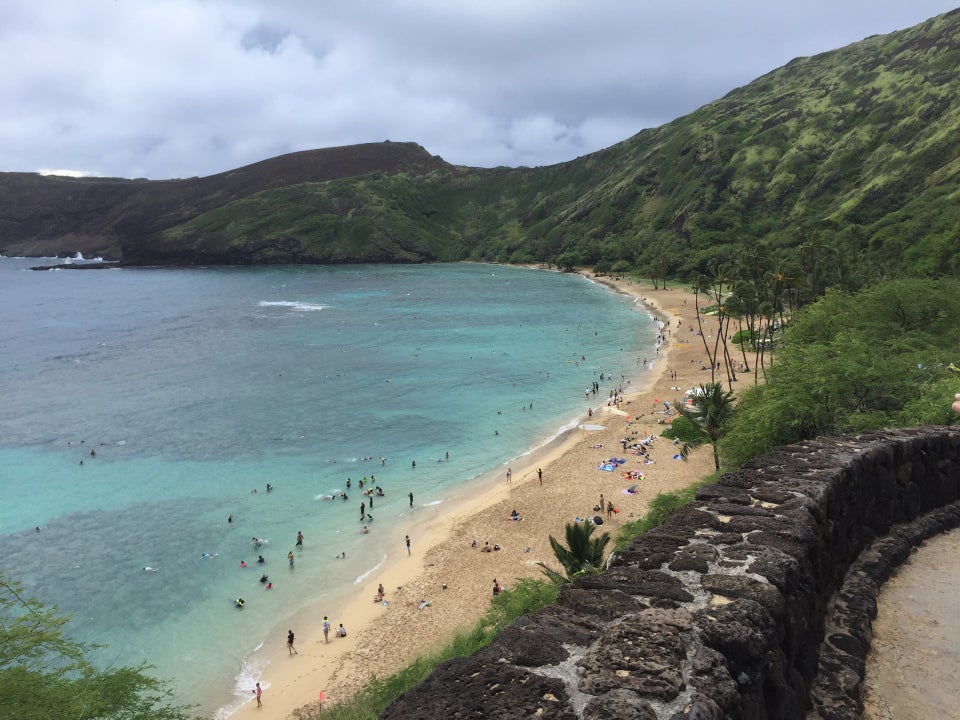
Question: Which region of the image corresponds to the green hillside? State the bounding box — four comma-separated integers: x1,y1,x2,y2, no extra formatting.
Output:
164,8,960,279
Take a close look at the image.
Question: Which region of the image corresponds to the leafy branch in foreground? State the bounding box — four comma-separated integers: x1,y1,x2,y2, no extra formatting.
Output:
0,572,200,720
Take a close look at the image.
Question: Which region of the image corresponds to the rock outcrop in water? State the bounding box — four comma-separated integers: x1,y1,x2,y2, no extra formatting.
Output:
380,427,960,719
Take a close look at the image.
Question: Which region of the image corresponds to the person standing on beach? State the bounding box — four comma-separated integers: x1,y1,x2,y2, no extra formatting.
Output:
506,467,512,483
405,535,411,555
537,468,543,485
253,682,262,707
408,491,414,507
287,629,297,655
360,501,365,520
322,616,331,643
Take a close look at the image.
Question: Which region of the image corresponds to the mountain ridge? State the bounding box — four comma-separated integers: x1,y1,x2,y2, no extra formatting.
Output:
2,8,959,277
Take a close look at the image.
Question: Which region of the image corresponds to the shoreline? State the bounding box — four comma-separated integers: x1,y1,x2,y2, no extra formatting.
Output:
227,275,718,720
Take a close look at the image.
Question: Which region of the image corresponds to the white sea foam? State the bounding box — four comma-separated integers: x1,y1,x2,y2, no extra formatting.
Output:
214,646,270,719
423,499,443,507
258,300,327,312
510,416,582,461
354,554,386,584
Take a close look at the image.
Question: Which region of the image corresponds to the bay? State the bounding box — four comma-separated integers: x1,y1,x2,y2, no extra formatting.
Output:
0,258,657,716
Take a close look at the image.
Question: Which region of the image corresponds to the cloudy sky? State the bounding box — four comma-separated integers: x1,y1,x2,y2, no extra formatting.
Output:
2,1,956,180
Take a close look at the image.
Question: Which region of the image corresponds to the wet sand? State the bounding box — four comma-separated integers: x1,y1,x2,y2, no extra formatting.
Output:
230,277,730,720
862,531,960,720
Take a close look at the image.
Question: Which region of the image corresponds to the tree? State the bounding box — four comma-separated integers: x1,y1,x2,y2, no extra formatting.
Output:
0,573,200,720
675,382,736,470
722,279,960,467
554,250,584,272
537,522,611,584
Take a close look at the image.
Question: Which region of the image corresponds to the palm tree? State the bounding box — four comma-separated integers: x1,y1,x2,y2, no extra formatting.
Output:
676,382,736,470
537,521,611,584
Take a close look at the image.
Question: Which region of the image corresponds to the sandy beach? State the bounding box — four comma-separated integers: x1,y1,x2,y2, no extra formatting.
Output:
230,277,723,720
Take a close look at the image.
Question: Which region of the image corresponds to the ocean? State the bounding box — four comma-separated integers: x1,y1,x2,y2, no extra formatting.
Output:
0,258,657,716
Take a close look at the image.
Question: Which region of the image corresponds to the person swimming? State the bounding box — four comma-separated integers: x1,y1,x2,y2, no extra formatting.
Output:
235,597,245,608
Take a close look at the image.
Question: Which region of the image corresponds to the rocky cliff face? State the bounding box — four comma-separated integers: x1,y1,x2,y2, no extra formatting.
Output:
0,142,449,262
380,427,960,719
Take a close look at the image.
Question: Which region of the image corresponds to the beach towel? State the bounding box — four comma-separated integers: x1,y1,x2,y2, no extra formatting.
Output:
597,464,615,472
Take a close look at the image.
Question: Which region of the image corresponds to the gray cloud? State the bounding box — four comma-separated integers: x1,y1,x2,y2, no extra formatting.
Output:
0,0,955,179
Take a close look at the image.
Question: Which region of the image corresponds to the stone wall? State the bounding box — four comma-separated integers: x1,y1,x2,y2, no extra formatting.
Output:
379,427,960,720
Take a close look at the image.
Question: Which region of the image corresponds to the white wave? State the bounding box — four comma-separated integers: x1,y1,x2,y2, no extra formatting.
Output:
213,649,270,719
258,301,327,312
512,416,581,461
354,554,386,585
423,499,443,507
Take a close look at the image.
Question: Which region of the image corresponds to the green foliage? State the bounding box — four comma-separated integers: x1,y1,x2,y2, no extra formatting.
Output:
313,577,558,720
722,278,960,466
675,383,736,469
148,9,960,278
660,414,704,444
0,573,200,720
537,521,612,583
730,329,759,345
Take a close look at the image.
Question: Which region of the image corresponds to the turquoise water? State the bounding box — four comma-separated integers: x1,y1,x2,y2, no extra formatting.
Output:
0,258,656,716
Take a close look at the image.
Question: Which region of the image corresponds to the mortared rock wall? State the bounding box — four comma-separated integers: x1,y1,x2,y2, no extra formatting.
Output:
380,427,960,719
